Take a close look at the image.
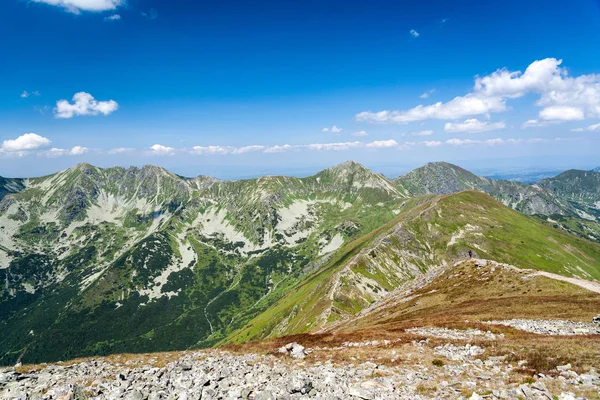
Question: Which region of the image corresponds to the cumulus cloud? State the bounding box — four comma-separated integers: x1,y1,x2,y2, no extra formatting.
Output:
104,14,121,21
41,146,89,157
571,123,600,132
149,144,175,156
322,125,343,133
365,140,399,149
539,105,585,121
410,29,420,38
1,133,51,153
54,92,119,118
357,58,600,124
444,118,506,133
424,141,442,147
356,95,507,123
32,0,123,13
352,131,369,137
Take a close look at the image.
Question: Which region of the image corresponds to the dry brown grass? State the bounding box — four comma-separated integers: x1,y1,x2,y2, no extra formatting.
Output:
16,350,196,373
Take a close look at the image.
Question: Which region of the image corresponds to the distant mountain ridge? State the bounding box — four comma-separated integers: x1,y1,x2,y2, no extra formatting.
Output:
1,160,599,365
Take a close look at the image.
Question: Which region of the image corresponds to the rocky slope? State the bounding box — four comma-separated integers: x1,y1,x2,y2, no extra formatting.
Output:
537,169,600,220
2,344,599,400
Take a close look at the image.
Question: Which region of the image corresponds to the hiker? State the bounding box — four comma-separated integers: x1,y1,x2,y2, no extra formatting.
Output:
468,250,472,259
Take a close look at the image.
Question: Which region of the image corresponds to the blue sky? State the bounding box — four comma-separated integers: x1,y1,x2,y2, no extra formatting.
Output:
1,0,600,178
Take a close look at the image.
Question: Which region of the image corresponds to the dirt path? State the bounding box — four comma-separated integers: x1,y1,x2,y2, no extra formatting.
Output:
532,271,600,294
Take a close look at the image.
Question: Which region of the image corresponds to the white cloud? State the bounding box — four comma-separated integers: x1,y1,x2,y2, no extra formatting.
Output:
149,144,175,156
188,145,266,155
264,140,402,153
365,140,399,149
1,133,51,153
357,58,600,124
410,29,420,38
424,141,442,147
522,119,548,128
32,0,123,13
191,145,232,155
411,130,434,136
420,89,435,99
322,125,343,133
108,147,134,154
104,14,121,21
446,137,558,147
41,146,89,157
539,105,585,121
356,95,507,123
264,144,294,153
571,123,600,132
20,90,40,98
444,118,506,133
474,58,564,99
70,146,88,155
232,145,266,154
54,92,119,118
351,130,369,137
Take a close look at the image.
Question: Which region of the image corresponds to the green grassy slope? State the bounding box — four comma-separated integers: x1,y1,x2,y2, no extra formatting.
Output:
225,191,600,345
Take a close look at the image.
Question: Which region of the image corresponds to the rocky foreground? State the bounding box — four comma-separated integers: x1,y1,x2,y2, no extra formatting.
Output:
2,329,600,400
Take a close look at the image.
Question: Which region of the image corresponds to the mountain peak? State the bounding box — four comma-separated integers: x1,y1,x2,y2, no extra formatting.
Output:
321,160,370,174
395,161,483,196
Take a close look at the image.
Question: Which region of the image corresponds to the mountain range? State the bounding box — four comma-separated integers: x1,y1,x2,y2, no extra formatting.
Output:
1,161,599,365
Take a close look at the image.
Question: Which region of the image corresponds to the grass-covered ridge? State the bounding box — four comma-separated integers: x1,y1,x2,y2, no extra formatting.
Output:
225,191,600,344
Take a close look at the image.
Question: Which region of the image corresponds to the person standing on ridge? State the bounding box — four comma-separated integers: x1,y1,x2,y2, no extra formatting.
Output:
468,250,473,259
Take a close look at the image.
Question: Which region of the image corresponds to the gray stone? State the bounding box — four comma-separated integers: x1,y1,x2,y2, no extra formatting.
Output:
254,390,276,400
348,386,375,399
